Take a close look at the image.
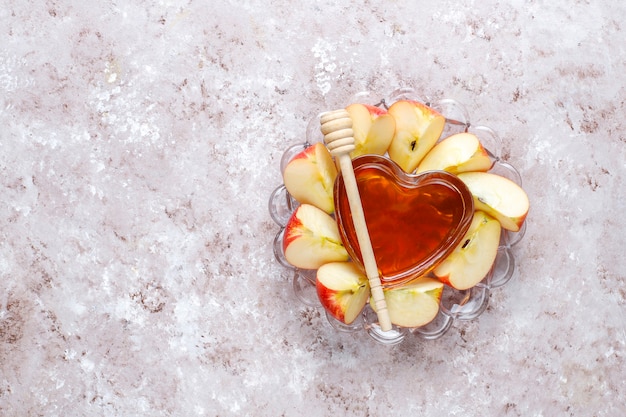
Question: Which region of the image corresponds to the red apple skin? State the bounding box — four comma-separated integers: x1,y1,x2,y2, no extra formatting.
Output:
281,212,302,249
363,104,386,116
316,284,346,322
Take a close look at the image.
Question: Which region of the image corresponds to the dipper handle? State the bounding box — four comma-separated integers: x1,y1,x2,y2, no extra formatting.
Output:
320,109,392,332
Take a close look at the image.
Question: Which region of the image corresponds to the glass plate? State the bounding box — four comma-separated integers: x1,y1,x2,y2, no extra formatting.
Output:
268,88,526,345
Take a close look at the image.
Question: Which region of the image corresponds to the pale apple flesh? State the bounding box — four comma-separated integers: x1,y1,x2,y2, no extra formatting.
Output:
282,142,337,214
316,261,370,324
458,172,529,232
416,132,494,174
345,103,395,159
434,210,501,290
387,100,446,173
283,204,349,270
371,277,443,328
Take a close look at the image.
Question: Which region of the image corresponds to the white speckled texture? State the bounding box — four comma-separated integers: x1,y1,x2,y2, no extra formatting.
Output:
1,1,625,416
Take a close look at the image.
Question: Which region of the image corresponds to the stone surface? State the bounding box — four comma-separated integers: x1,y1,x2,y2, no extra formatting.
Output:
1,1,624,416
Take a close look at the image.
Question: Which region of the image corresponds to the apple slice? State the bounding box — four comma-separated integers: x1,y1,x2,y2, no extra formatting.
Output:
283,204,349,269
316,261,370,324
387,100,446,173
345,103,395,158
457,172,529,232
282,142,337,214
416,132,493,174
434,211,501,290
371,277,443,328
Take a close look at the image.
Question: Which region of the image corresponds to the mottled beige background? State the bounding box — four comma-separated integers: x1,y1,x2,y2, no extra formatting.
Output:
1,1,624,416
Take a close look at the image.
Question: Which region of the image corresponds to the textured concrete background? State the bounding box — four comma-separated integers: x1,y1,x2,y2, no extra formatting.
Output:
1,1,624,416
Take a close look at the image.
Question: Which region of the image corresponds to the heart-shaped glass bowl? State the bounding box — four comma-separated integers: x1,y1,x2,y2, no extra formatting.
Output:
334,155,474,288
268,90,526,345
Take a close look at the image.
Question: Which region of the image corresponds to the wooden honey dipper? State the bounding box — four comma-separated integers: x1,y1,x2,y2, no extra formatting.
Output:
320,109,392,332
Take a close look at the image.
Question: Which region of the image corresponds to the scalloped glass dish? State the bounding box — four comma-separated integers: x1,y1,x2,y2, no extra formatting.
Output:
268,88,526,345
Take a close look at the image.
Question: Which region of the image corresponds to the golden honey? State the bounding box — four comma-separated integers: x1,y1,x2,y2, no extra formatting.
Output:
334,155,474,287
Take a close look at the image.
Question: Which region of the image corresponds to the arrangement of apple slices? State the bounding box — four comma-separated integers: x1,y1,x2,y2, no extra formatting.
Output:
279,99,529,332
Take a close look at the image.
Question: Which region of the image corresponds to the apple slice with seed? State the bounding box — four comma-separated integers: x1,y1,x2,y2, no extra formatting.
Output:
387,100,446,173
416,132,493,174
434,211,501,290
458,172,529,232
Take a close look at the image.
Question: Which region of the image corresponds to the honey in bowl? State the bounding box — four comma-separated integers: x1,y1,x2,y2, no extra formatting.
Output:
334,155,474,287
